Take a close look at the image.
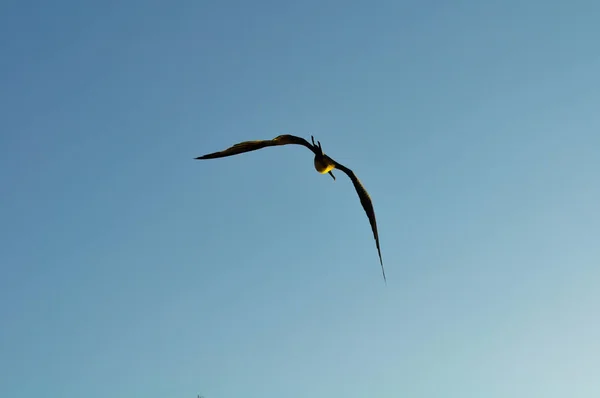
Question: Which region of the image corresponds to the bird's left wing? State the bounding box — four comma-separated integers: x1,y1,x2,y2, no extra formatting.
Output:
195,134,316,159
331,158,386,283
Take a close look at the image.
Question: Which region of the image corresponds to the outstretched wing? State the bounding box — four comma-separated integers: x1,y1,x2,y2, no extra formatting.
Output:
195,134,316,159
330,157,386,284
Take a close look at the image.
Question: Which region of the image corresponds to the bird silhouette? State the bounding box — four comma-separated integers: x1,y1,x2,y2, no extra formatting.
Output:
195,134,386,283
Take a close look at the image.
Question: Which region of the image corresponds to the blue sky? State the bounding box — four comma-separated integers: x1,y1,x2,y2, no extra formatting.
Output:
1,0,599,397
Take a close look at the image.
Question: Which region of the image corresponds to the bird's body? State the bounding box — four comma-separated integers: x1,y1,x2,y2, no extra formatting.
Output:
314,154,336,174
195,134,387,283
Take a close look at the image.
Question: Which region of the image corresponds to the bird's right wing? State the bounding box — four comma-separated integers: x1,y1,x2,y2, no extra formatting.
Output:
331,159,386,284
195,134,316,159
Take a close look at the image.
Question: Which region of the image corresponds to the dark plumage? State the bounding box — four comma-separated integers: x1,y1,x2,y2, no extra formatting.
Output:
195,134,386,283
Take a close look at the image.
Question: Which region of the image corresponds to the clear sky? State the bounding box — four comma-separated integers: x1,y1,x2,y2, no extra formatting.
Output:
1,0,599,397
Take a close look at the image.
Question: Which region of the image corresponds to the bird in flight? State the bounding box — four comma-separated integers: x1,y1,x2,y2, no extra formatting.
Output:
195,134,386,283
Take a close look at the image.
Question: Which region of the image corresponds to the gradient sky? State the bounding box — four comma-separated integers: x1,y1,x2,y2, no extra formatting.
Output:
1,0,599,397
